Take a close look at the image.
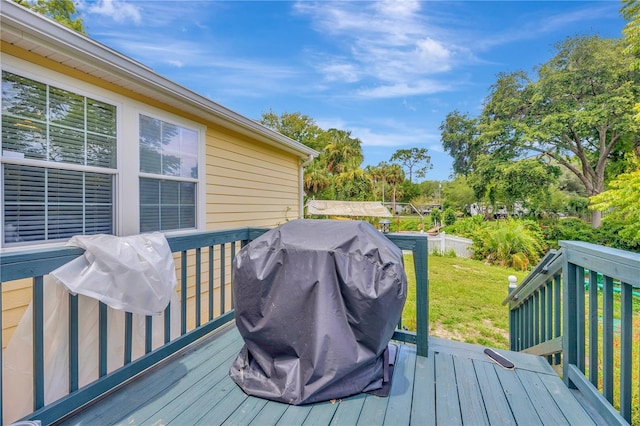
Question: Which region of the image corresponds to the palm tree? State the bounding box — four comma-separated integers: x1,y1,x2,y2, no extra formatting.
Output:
334,167,373,200
303,164,330,198
386,164,405,214
323,129,363,174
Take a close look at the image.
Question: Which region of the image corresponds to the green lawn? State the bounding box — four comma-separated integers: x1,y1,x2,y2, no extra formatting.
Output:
402,254,529,350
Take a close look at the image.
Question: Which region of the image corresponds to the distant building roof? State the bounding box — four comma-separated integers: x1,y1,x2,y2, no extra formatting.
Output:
306,200,392,218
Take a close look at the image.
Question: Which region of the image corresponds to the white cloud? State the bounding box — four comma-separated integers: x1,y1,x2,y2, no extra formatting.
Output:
85,0,141,24
349,125,439,148
357,80,451,99
293,1,464,99
320,62,360,83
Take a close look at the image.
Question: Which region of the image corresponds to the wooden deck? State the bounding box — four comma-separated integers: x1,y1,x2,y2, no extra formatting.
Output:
59,324,598,426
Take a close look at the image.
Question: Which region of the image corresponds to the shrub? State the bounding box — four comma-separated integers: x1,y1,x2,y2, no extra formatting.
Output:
542,218,598,249
471,219,546,270
430,209,442,227
445,215,484,238
443,208,457,226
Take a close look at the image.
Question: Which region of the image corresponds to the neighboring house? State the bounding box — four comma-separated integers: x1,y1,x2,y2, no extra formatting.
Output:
0,0,316,343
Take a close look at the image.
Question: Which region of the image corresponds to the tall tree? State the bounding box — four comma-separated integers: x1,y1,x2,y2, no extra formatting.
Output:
260,110,323,151
13,0,85,33
385,164,405,214
442,36,640,227
322,129,363,174
390,147,432,182
622,0,640,123
440,112,482,176
590,168,640,246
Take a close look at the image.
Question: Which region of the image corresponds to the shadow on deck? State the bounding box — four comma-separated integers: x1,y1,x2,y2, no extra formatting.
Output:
59,323,597,426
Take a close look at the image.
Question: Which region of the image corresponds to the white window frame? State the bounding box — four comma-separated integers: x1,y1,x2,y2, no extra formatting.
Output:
0,56,206,250
135,109,205,235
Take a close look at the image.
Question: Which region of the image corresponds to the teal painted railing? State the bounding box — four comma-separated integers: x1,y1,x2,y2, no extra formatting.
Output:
504,241,640,425
0,227,428,425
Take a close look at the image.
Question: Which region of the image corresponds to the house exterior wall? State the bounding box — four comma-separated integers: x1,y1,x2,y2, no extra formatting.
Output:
1,45,304,346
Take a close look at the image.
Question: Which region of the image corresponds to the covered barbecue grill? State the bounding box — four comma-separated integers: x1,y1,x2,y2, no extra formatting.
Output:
229,219,407,405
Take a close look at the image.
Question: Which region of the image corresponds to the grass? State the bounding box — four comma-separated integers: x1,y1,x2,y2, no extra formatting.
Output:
402,253,529,349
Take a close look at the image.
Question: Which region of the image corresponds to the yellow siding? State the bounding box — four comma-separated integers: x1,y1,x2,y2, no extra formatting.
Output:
205,126,302,229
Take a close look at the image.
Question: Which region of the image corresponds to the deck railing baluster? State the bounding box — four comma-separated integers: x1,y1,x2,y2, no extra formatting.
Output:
539,286,545,350
220,243,226,315
208,246,214,321
230,242,236,309
124,312,133,364
163,304,171,344
545,279,553,364
563,261,578,386
145,316,153,354
99,302,108,377
195,248,202,327
180,251,188,335
620,282,633,423
33,276,45,411
588,270,599,388
603,275,614,403
69,293,79,392
553,274,561,365
576,266,586,373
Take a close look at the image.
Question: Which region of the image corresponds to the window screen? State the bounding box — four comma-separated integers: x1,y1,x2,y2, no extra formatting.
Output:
139,114,198,232
1,71,116,245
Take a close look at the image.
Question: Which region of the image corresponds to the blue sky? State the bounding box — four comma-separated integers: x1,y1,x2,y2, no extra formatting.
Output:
77,0,626,181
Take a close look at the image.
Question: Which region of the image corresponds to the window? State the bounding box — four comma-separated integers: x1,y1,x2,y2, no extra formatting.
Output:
1,71,116,245
139,114,198,232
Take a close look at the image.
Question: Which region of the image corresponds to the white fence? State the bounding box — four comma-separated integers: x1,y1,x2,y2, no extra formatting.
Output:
427,232,473,258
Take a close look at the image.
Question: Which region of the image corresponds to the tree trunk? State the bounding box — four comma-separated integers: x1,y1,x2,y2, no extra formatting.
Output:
591,209,603,228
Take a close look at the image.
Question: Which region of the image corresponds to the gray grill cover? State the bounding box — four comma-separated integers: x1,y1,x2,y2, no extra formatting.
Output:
229,219,407,405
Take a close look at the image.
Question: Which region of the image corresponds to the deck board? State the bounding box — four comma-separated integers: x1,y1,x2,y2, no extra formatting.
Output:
59,325,599,426
454,355,489,425
473,359,517,425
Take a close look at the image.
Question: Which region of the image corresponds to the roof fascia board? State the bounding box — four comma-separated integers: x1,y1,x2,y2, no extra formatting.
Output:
1,0,317,158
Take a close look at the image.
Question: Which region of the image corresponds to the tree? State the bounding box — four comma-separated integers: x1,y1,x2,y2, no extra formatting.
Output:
440,112,482,176
334,167,373,201
442,177,475,213
443,208,457,226
323,129,363,174
622,0,640,122
431,208,442,227
303,162,330,199
590,167,640,245
442,36,640,227
390,147,432,182
260,110,323,150
13,0,85,33
622,0,640,71
385,164,405,214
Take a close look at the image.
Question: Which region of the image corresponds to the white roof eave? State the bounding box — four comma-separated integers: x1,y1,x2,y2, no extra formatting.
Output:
0,0,317,159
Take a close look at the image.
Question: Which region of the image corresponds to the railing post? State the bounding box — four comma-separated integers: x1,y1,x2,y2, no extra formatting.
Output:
414,235,429,357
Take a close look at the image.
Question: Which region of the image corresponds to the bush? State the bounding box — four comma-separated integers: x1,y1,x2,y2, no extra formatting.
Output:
470,219,546,270
541,218,598,249
445,215,484,238
430,209,442,227
541,218,640,253
443,208,457,226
